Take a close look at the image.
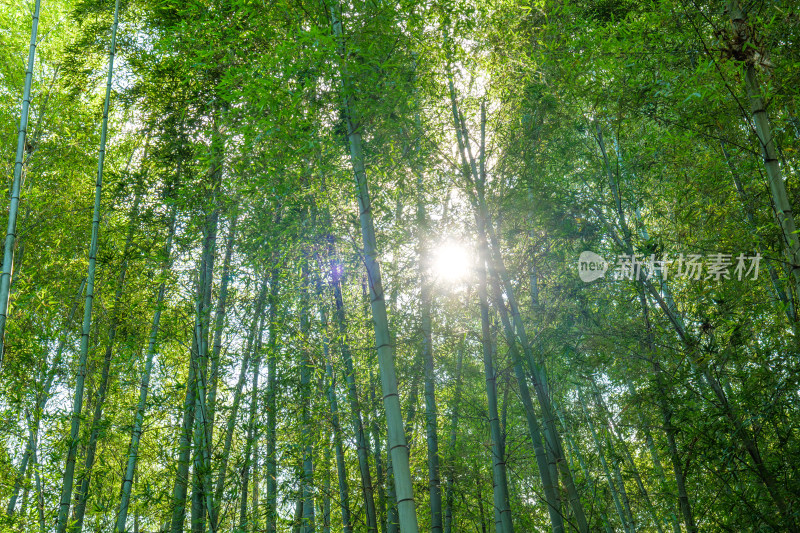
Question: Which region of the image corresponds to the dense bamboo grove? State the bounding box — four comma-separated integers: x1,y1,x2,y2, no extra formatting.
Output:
1,0,799,531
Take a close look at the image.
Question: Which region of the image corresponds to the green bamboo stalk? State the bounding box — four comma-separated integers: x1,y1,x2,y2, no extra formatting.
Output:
319,293,352,533
239,314,265,531
300,261,316,533
266,265,281,533
442,340,464,533
728,1,800,310
212,273,269,530
73,192,141,532
169,337,198,532
578,391,630,533
0,0,41,365
330,255,378,533
115,205,177,533
477,257,513,533
207,209,239,437
56,0,120,528
8,278,85,515
416,175,444,533
486,271,562,533
592,381,665,533
368,366,387,533
329,3,418,530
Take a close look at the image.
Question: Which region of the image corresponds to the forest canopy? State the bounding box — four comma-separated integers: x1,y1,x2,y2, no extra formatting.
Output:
0,0,799,531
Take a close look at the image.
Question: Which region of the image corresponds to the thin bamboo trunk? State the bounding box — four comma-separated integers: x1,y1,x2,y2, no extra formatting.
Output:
330,261,378,533
72,193,141,532
115,206,177,533
300,261,315,533
592,383,665,533
593,393,635,533
439,61,510,532
474,461,488,533
169,337,198,532
212,273,270,530
386,440,399,533
293,497,304,533
252,440,261,532
191,109,225,533
190,266,217,533
323,443,332,533
0,0,41,364
443,342,464,533
486,273,562,533
239,316,264,531
578,391,630,533
595,125,697,533
8,278,85,515
554,402,614,533
19,411,34,517
450,95,566,532
478,258,513,533
207,210,239,437
417,182,444,533
623,380,681,533
319,286,353,533
266,266,280,533
369,367,387,533
56,0,120,528
720,138,795,324
329,3,418,530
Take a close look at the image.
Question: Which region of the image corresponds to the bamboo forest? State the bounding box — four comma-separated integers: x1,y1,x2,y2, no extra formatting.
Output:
1,0,800,531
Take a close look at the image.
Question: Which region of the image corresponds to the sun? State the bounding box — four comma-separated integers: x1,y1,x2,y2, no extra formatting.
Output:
431,241,472,284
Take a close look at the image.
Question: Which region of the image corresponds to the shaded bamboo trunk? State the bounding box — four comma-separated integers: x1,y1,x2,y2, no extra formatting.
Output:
56,0,120,528
596,124,697,533
169,331,199,532
720,138,795,324
369,367,387,533
0,0,41,364
623,379,681,533
486,272,562,533
323,443,331,533
729,0,800,312
191,108,226,533
190,263,218,533
591,391,635,533
115,206,177,533
252,440,261,532
554,402,614,533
